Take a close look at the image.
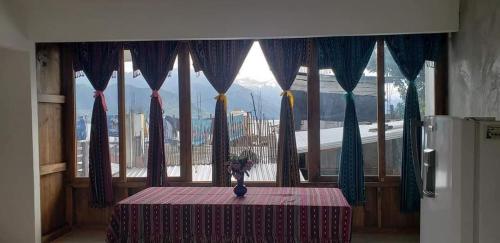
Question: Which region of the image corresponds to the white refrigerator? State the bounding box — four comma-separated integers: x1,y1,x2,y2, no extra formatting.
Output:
420,116,500,243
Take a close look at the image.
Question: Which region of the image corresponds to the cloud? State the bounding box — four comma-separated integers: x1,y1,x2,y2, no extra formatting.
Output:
235,42,277,87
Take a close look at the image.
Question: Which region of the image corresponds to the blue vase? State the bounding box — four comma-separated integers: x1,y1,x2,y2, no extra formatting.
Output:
233,172,247,197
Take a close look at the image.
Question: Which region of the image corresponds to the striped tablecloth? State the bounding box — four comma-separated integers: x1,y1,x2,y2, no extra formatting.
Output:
106,187,352,242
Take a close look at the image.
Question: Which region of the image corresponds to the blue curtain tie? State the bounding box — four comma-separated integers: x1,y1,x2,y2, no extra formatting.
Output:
345,91,354,100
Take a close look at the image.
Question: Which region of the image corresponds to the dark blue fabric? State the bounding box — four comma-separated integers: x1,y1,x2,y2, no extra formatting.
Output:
73,42,120,208
188,40,252,187
385,34,443,212
260,38,307,187
317,36,376,205
129,41,179,187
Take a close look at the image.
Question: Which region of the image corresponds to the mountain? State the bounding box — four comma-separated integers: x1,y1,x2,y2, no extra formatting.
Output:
75,69,283,119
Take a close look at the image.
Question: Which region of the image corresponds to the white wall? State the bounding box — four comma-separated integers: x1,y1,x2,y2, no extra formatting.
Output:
448,0,500,241
0,1,40,243
6,0,459,42
0,46,40,243
448,0,500,119
0,0,30,49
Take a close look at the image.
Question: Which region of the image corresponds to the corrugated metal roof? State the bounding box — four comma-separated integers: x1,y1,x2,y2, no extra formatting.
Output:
295,120,404,153
292,72,401,95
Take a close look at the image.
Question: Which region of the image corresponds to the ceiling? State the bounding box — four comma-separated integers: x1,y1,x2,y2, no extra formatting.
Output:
4,0,459,43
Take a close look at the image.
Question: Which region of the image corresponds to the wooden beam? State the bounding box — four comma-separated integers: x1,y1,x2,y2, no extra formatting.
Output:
60,44,76,230
118,45,127,182
376,39,386,181
40,162,67,176
376,39,386,229
60,44,76,181
178,42,192,182
65,185,73,227
38,94,65,104
307,39,320,182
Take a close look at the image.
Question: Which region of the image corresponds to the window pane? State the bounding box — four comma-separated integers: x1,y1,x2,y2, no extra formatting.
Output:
190,55,216,181
292,66,308,181
385,43,432,176
75,73,119,177
319,49,378,176
124,50,180,178
191,41,306,182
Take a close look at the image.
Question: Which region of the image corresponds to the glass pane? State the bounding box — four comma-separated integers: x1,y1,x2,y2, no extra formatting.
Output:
292,66,308,181
75,73,119,177
191,41,306,182
319,49,378,176
384,43,432,176
124,50,180,178
190,55,216,181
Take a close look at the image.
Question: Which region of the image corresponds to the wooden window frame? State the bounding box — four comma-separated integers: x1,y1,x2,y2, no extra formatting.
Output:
306,37,447,184
65,38,447,187
121,42,192,183
306,39,384,183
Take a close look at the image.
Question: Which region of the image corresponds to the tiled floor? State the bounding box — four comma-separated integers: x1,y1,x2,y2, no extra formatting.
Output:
53,228,419,243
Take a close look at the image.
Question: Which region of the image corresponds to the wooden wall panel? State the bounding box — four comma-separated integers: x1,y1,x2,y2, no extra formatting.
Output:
36,44,61,95
351,187,378,229
37,43,69,241
38,103,63,166
40,173,66,235
74,188,113,226
73,187,129,226
381,186,419,228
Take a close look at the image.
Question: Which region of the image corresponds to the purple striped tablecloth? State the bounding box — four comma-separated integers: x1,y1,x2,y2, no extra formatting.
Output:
106,187,352,243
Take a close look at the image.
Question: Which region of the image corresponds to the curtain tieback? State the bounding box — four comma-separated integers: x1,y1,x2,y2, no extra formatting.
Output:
345,91,354,100
214,93,228,111
281,90,294,109
151,90,163,110
94,90,108,111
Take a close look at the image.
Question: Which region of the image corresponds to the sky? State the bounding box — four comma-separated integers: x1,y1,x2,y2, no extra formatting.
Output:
120,41,405,103
234,42,277,87
124,42,278,88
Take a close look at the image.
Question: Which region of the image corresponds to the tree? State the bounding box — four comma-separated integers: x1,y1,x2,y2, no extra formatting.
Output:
366,45,426,119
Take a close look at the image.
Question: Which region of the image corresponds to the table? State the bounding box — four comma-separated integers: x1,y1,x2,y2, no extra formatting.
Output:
107,187,352,242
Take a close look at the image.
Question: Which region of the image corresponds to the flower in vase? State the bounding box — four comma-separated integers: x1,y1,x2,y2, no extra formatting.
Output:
226,154,254,180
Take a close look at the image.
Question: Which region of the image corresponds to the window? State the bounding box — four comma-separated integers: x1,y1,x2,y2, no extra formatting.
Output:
292,66,308,181
384,43,434,176
190,42,307,182
75,73,119,177
70,39,443,183
319,49,378,177
123,50,181,178
190,57,216,181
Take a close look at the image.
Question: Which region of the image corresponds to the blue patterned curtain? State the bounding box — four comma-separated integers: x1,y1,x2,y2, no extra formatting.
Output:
73,42,120,208
317,36,376,205
385,34,444,212
129,41,179,187
260,38,307,187
189,40,252,186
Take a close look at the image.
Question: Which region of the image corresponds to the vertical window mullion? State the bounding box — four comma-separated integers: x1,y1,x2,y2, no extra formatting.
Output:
307,39,320,182
376,39,386,181
62,45,77,182
178,42,193,182
118,45,127,182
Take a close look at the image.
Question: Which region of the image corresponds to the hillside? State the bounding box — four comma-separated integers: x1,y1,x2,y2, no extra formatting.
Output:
75,69,283,119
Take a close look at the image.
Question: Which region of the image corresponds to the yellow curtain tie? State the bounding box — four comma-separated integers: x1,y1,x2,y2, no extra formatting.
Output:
214,93,228,111
281,90,294,109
